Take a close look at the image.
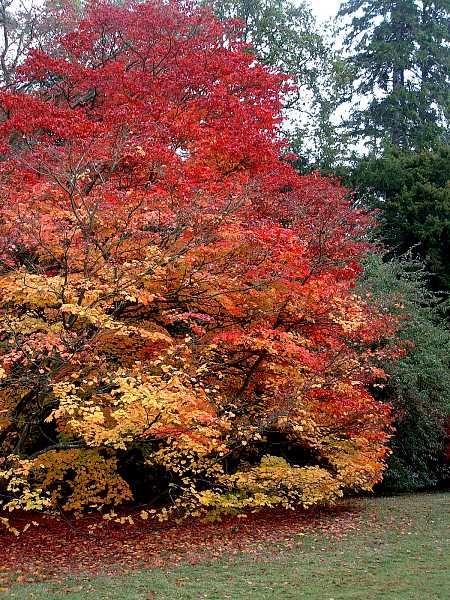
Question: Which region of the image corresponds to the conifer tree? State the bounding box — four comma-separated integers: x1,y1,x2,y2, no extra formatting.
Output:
338,0,450,150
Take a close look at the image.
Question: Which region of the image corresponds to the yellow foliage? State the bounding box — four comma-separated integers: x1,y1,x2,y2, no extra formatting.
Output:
50,372,222,452
164,455,344,522
35,449,132,513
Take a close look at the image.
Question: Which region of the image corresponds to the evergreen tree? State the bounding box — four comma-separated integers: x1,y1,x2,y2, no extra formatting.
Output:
338,0,450,150
348,146,450,294
361,254,450,491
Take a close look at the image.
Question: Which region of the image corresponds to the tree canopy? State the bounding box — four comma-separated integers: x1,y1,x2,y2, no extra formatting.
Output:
0,0,396,526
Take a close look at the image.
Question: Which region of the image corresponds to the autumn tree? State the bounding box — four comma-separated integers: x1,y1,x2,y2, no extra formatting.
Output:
0,0,395,526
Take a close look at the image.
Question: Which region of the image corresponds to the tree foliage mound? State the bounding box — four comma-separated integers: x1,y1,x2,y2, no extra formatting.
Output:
349,146,450,295
360,254,450,491
0,0,395,524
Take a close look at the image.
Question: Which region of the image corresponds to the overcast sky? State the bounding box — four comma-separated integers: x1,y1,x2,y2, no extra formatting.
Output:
310,0,341,22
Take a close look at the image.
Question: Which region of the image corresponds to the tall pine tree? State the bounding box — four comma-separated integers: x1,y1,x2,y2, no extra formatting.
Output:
338,0,450,150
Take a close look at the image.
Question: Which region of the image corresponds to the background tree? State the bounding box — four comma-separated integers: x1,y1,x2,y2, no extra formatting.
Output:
0,0,76,89
0,0,42,88
338,0,450,151
361,254,450,491
337,0,450,494
348,146,450,295
206,0,350,170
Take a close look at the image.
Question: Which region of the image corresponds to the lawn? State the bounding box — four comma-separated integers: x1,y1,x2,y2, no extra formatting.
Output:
1,492,449,599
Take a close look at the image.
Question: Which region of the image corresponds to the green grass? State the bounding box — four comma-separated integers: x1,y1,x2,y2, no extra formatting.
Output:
3,492,449,599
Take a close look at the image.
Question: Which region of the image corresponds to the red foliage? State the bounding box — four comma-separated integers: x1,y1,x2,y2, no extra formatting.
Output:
0,503,365,586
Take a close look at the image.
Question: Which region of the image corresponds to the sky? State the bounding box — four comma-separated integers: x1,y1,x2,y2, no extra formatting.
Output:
309,0,342,22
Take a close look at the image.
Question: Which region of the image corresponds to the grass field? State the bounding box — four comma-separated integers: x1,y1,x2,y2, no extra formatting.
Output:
2,492,449,599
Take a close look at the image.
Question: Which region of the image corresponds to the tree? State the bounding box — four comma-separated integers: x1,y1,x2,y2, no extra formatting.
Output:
0,0,42,88
0,0,395,526
338,0,450,151
360,254,450,491
0,0,75,90
348,146,450,294
206,0,348,170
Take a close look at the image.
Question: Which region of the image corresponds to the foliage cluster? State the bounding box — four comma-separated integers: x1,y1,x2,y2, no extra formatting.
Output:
348,146,450,296
207,0,348,169
360,255,450,491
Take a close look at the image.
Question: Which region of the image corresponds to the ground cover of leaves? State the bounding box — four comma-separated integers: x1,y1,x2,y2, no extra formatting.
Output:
1,492,449,599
